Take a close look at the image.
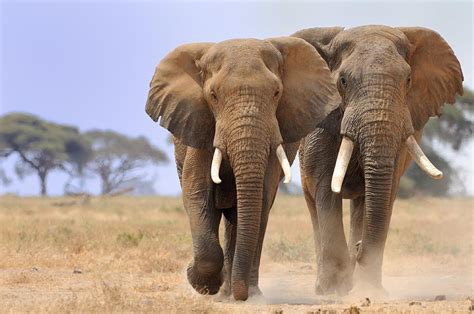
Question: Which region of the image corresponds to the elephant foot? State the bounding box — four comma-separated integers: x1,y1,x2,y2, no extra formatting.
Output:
247,285,265,303
350,264,388,300
315,263,353,296
348,280,388,300
315,275,352,296
248,285,263,297
187,263,223,295
315,283,336,296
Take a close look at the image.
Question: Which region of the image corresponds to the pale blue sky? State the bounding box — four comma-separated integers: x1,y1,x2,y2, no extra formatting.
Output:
1,0,472,195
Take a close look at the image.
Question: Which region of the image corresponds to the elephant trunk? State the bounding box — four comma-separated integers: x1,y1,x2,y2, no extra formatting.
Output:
358,154,395,285
221,94,273,301
350,100,402,287
231,152,266,300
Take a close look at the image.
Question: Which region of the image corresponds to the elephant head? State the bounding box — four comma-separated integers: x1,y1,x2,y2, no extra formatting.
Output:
145,37,336,300
294,26,463,286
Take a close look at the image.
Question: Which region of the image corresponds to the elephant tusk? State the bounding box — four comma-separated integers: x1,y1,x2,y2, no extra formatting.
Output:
211,148,223,184
405,135,443,179
331,137,354,194
276,144,291,184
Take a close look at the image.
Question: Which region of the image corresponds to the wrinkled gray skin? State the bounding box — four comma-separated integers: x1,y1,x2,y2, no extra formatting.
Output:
145,37,336,300
293,25,463,295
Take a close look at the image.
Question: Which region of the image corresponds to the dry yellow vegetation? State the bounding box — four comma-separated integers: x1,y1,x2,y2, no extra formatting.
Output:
0,195,472,312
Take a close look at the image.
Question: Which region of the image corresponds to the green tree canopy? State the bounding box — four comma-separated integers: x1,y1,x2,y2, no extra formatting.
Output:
424,87,474,150
400,86,474,197
0,113,91,196
85,130,168,195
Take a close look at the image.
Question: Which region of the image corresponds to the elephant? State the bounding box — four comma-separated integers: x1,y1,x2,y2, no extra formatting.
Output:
292,25,463,296
145,37,337,300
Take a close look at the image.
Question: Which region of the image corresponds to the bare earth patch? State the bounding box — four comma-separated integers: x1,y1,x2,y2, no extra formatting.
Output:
0,195,472,312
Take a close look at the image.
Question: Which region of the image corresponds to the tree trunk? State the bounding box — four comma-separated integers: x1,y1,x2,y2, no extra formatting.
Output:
39,171,48,196
100,173,112,195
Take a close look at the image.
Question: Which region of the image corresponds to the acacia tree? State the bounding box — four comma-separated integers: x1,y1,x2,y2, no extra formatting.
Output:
423,87,474,149
85,130,168,195
0,113,91,196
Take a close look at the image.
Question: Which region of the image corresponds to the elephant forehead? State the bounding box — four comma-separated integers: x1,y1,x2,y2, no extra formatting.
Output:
334,25,410,53
344,25,404,39
203,39,281,67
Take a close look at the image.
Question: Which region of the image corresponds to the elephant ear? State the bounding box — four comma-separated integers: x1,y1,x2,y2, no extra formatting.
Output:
145,43,215,149
267,37,339,143
398,27,464,130
291,27,344,63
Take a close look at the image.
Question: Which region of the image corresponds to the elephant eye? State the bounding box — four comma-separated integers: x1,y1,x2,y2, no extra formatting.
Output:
340,76,347,89
274,89,280,97
406,75,411,88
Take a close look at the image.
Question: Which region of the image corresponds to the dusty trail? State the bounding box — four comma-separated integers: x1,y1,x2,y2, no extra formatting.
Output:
259,271,472,304
0,196,472,312
1,266,472,312
209,267,473,312
215,268,473,312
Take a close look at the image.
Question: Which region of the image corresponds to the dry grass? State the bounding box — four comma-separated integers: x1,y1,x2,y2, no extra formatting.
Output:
0,195,472,312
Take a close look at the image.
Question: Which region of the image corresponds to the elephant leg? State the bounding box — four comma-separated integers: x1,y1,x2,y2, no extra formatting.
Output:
315,181,352,295
303,179,323,280
182,148,224,295
220,207,237,297
349,197,365,274
185,195,223,295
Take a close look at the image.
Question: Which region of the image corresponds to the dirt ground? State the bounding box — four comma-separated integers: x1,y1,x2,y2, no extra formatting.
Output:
0,195,472,313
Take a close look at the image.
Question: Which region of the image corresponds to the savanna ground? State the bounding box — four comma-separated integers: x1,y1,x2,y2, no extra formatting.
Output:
0,195,472,313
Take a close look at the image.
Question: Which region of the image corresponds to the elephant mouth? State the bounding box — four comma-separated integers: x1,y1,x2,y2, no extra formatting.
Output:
210,144,292,185
331,135,443,194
